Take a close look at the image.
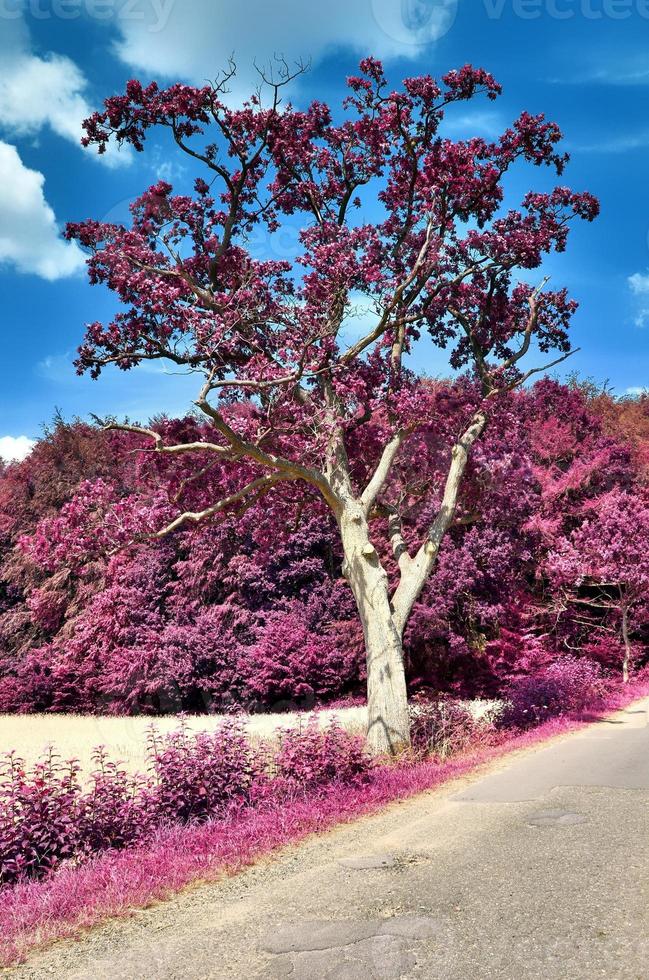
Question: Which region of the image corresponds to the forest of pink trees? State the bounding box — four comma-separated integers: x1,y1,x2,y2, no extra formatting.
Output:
1,378,647,720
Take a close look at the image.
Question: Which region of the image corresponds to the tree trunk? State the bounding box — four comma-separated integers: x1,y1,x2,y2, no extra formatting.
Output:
339,505,410,755
621,603,631,685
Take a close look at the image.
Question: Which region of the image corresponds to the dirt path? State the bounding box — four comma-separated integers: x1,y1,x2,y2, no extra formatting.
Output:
9,699,649,979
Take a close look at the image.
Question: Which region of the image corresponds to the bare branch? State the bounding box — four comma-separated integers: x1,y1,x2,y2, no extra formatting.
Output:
360,430,407,516
377,503,411,572
494,347,580,395
103,422,232,457
449,275,552,394
391,408,488,634
497,276,551,373
453,511,481,527
448,306,489,387
194,376,341,512
153,474,284,537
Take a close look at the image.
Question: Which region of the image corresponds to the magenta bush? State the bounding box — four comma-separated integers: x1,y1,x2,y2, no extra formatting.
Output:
0,750,82,887
77,749,151,857
146,721,260,823
503,656,609,727
0,719,370,890
409,696,497,759
0,747,157,888
273,719,371,792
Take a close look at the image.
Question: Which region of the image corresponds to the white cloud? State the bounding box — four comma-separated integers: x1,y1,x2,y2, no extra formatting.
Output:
628,271,649,328
0,435,36,463
626,386,649,396
629,272,649,295
572,132,649,155
0,52,91,146
441,110,504,139
0,141,84,280
547,51,649,88
113,0,458,93
0,13,127,167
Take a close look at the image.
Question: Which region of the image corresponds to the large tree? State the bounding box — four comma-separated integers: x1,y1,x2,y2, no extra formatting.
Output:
67,59,598,753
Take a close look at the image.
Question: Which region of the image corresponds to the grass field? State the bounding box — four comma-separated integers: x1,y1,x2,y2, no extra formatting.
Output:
0,707,369,777
0,700,503,777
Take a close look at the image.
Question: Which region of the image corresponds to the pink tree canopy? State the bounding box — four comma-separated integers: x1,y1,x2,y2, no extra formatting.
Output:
548,489,649,680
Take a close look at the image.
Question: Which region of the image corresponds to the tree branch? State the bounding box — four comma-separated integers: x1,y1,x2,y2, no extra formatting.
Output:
103,422,233,457
153,474,284,537
382,503,411,572
360,430,407,516
339,218,435,366
194,376,341,512
391,408,488,634
498,276,550,373
494,347,580,395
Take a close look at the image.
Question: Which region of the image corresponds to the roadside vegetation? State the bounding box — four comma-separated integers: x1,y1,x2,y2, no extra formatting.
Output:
1,678,647,967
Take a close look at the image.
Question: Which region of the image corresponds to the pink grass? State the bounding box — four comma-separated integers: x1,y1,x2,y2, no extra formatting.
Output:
2,681,648,968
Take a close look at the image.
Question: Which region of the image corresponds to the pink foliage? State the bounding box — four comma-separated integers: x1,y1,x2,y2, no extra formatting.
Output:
0,719,371,890
146,721,260,824
503,656,609,726
0,750,82,886
241,600,361,709
68,60,594,411
273,719,370,791
2,378,649,713
3,680,648,969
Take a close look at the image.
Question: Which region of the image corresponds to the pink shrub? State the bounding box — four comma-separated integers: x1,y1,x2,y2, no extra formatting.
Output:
503,655,609,726
77,749,152,857
273,720,371,792
409,696,498,758
0,719,371,890
0,750,82,887
147,720,260,823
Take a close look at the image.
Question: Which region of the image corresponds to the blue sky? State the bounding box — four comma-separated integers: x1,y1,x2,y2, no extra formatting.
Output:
1,0,649,459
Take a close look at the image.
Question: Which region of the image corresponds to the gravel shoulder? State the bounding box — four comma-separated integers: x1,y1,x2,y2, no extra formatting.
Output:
7,697,649,980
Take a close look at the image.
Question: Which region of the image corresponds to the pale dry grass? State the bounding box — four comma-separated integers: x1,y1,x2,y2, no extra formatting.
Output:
0,707,368,777
0,700,501,777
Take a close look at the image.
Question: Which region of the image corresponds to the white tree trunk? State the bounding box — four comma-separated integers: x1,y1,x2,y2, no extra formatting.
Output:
339,504,410,755
331,410,488,754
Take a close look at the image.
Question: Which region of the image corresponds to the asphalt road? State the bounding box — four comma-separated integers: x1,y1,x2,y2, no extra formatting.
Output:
11,698,649,980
